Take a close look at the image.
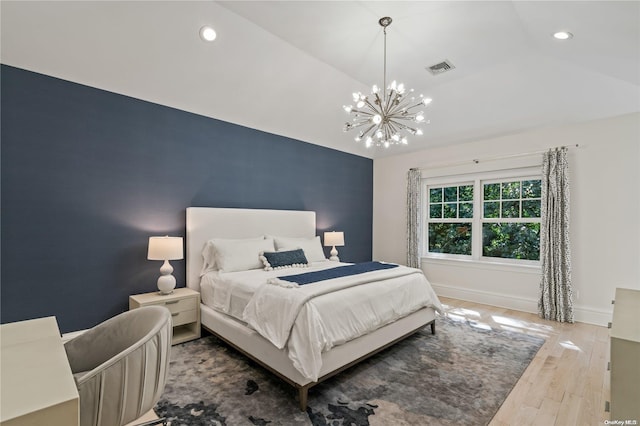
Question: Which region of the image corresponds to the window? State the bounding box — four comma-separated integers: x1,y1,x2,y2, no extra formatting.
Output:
427,184,473,256
482,179,541,261
424,170,542,264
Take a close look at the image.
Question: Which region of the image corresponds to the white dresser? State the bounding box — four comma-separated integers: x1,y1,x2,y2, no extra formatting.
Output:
608,287,640,422
0,317,79,426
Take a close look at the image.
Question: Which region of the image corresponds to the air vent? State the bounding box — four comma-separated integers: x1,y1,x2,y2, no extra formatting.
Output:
426,60,455,75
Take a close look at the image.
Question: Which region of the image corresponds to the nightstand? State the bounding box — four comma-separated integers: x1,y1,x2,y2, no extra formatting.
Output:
129,287,201,345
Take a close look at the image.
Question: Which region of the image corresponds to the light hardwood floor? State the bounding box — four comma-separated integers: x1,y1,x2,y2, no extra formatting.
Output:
439,297,610,426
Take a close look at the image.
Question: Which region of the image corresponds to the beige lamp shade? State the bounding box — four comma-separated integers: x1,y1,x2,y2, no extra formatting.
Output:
147,236,183,260
324,231,344,247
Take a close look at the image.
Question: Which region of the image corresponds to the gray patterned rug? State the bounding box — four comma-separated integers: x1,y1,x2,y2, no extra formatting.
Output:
155,315,543,425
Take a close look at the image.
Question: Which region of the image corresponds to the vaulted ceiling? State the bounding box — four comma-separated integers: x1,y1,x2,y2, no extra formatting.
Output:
2,1,639,159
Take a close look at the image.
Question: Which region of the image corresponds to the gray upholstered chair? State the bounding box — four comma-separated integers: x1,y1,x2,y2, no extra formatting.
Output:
64,306,172,426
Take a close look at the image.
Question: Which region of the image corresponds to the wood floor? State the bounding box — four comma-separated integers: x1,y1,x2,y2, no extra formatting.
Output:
439,297,610,426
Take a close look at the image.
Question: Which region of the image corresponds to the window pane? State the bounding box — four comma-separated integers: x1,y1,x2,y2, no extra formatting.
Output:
430,188,442,203
444,186,458,202
484,183,500,201
429,203,442,219
444,203,457,218
522,180,541,198
459,202,473,218
429,223,472,255
501,181,520,199
501,201,520,218
522,200,541,218
484,201,500,218
459,185,473,201
482,223,540,260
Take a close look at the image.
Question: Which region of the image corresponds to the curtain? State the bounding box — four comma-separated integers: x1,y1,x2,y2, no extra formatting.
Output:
406,168,421,268
539,147,574,323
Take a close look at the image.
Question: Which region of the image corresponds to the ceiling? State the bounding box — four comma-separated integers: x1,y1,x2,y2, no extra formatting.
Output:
2,1,639,159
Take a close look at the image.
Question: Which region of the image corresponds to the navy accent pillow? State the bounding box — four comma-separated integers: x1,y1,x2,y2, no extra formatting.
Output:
260,249,309,271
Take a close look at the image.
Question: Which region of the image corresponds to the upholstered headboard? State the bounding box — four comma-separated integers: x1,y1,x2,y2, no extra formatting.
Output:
185,207,316,291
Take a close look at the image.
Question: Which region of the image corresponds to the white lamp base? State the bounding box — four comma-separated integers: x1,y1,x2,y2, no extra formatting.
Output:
329,246,340,262
157,260,176,295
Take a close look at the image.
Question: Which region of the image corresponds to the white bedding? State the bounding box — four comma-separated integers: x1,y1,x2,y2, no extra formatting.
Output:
200,261,443,381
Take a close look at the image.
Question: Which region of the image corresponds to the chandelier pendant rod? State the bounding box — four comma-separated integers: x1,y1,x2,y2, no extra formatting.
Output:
382,25,387,105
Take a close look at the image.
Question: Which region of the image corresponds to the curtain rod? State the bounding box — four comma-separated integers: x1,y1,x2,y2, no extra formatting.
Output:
413,144,579,171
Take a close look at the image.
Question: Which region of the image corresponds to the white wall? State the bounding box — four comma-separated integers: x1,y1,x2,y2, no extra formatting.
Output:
373,113,640,325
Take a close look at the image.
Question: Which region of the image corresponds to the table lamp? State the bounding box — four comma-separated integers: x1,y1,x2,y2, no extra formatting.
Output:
324,231,344,262
148,236,183,294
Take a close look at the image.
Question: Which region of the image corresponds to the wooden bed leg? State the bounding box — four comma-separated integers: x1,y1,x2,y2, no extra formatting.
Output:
298,385,309,411
430,321,436,335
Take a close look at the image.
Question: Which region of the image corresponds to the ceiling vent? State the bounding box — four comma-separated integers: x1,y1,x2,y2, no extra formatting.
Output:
427,60,455,75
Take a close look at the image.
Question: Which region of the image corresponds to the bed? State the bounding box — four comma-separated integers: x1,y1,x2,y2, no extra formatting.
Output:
185,207,442,410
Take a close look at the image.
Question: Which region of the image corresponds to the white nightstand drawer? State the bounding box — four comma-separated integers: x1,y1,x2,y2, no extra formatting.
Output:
152,297,197,314
171,309,197,327
129,288,201,345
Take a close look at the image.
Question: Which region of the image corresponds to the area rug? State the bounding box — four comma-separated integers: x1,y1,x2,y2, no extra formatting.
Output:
155,315,544,425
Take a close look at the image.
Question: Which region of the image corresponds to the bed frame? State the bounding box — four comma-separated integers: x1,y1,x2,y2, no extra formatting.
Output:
185,207,436,410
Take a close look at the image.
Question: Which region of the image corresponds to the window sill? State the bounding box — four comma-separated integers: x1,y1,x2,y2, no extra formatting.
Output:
421,256,541,275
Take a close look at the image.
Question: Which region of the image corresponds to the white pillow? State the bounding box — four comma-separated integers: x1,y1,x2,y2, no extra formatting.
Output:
214,238,275,273
201,236,264,275
273,236,326,262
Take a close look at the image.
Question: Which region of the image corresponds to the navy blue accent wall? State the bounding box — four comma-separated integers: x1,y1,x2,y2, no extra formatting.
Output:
1,65,373,333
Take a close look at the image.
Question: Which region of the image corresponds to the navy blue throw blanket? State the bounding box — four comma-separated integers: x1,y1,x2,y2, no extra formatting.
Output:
279,261,399,285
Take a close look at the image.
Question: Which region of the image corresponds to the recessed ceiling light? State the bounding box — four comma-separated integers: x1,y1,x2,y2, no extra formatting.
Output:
553,31,573,40
199,26,217,42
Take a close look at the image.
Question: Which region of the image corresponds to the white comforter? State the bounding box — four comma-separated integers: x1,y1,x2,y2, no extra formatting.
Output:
201,261,442,381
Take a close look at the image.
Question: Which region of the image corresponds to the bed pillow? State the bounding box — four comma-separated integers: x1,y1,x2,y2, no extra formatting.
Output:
201,236,265,275
260,249,309,271
272,236,326,262
212,237,275,273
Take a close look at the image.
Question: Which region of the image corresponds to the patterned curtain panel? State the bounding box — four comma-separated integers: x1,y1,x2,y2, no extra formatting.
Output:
539,147,574,323
406,168,421,268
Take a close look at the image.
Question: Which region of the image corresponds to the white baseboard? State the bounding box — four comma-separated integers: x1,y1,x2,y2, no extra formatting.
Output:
432,282,538,314
431,282,612,327
572,305,612,327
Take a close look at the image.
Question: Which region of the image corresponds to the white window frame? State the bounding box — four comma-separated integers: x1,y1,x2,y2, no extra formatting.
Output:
423,180,475,261
422,166,542,267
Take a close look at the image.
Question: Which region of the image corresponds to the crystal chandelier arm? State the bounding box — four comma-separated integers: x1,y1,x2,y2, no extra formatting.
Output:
392,98,422,112
349,120,379,140
386,98,412,116
386,120,401,137
374,92,383,107
406,100,429,111
350,108,375,117
363,98,381,115
382,89,397,115
388,119,420,134
384,124,394,141
360,123,377,139
347,119,376,131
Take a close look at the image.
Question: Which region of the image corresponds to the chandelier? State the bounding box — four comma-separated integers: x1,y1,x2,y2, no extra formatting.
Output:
343,17,432,148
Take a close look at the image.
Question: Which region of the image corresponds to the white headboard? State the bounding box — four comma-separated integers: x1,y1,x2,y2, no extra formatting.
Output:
185,207,316,291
